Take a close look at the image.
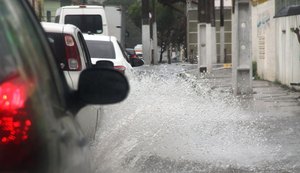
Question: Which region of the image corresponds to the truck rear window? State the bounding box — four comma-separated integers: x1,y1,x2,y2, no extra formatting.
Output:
65,15,103,34
86,40,115,59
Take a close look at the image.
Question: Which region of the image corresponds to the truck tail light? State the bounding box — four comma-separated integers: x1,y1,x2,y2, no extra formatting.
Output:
64,34,82,71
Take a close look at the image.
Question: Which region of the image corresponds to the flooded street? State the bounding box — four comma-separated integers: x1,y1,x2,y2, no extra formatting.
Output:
91,64,300,173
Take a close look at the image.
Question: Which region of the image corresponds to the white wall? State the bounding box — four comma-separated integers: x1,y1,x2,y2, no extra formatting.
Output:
251,1,276,81
43,1,60,22
252,1,300,87
215,0,232,7
275,16,300,86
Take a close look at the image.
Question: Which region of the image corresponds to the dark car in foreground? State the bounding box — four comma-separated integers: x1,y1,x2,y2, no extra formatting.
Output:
0,0,129,172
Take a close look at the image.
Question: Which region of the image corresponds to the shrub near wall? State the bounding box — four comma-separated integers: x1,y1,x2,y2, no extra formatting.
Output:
252,61,260,79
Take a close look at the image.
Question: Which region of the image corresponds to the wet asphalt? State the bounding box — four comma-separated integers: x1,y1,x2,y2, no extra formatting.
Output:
93,63,300,173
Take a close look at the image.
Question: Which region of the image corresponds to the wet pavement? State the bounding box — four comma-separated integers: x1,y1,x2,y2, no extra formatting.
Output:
91,63,300,173
181,63,300,172
183,64,300,114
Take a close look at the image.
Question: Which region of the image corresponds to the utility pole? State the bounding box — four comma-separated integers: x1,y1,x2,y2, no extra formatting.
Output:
220,0,225,63
151,0,158,65
211,0,217,64
142,0,151,65
232,0,252,95
197,0,212,73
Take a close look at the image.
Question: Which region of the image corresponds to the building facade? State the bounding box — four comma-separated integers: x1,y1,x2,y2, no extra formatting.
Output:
186,0,232,63
252,0,300,88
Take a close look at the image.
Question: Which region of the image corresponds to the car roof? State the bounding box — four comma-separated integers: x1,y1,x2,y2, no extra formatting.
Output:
134,44,143,48
83,34,117,42
59,5,104,9
41,22,79,34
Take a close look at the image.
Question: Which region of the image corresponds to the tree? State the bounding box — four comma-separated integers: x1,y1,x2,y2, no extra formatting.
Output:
103,0,135,8
127,0,142,29
128,0,186,63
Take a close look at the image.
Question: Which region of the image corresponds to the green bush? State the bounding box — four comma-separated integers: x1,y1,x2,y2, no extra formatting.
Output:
252,61,260,79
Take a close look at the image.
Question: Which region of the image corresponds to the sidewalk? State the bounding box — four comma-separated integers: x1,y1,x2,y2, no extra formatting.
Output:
183,64,300,113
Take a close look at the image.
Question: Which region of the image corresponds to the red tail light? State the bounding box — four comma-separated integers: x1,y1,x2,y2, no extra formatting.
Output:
64,34,82,71
131,54,138,59
0,74,34,144
0,74,44,170
114,65,126,74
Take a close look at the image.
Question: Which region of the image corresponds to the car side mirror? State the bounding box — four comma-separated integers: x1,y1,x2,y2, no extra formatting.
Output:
131,58,144,67
77,68,129,105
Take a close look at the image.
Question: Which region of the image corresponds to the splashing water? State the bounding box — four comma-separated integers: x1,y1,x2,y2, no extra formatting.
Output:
90,64,297,173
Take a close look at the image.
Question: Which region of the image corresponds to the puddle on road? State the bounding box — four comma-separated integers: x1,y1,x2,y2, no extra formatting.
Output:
90,65,297,173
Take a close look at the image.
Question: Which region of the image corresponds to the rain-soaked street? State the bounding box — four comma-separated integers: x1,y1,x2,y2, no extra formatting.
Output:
90,64,300,173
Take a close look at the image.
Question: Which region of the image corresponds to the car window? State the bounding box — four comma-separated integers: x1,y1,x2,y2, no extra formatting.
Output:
86,40,115,59
0,1,67,109
65,15,103,34
77,32,92,68
0,0,71,145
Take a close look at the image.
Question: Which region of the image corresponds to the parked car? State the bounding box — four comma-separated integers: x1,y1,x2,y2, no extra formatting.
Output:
134,44,143,59
42,22,92,90
125,48,138,58
83,34,144,75
126,48,145,67
0,1,129,172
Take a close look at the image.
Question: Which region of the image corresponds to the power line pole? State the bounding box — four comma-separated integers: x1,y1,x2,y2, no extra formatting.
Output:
211,0,217,64
142,0,151,65
220,0,225,63
197,0,212,73
151,0,158,65
232,0,252,95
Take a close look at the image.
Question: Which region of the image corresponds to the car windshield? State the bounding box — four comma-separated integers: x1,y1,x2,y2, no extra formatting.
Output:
22,0,300,172
65,15,103,34
85,40,115,59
